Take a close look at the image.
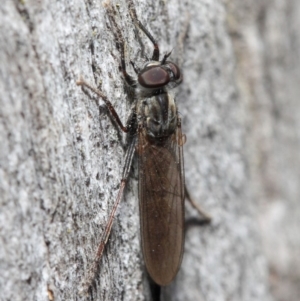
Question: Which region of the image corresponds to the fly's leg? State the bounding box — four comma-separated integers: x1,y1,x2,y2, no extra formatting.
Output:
77,79,135,133
82,136,137,293
80,129,137,294
176,118,211,224
185,185,212,224
128,0,160,61
77,79,137,291
105,4,137,87
130,60,140,75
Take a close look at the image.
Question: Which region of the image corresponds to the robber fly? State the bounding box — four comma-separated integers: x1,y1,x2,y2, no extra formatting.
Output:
77,0,211,291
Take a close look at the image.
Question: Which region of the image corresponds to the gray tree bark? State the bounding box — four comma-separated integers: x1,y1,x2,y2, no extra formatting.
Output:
0,1,299,301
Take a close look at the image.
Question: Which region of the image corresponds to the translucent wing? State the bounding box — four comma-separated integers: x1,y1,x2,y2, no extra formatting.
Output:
138,125,185,286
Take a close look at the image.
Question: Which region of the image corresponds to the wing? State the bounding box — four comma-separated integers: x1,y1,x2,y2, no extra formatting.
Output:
138,125,185,286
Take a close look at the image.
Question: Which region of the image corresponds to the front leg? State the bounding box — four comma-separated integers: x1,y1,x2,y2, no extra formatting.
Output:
105,3,137,87
128,0,160,61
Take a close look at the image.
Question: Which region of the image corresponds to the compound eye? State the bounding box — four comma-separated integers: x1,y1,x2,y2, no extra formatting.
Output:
138,66,170,88
167,62,181,81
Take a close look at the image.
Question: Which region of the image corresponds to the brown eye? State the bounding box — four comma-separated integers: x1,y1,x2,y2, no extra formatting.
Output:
138,66,170,88
167,62,181,81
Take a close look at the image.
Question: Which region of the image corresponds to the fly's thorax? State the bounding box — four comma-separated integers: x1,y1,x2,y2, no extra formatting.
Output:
138,93,177,138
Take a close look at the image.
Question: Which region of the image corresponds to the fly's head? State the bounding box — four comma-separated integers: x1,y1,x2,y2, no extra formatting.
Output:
138,59,183,92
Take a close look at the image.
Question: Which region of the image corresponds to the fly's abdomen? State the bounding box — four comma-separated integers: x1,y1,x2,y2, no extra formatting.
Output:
138,128,185,286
